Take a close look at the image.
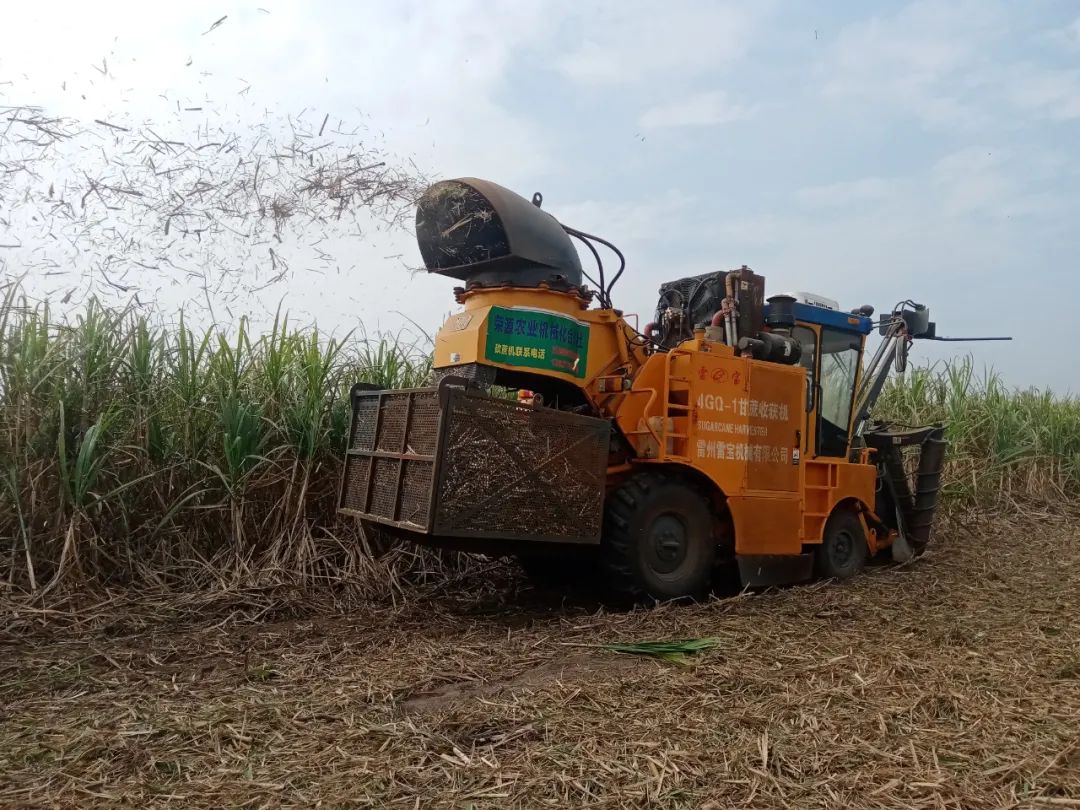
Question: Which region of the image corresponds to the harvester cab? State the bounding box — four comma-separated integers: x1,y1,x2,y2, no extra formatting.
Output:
338,178,1000,601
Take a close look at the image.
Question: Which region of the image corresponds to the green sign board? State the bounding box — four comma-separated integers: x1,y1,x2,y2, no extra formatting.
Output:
484,306,590,378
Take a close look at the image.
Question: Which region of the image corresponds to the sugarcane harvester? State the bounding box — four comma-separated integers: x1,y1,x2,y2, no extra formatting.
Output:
338,178,997,600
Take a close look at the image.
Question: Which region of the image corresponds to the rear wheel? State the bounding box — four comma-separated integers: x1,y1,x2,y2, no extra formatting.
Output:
602,475,716,601
815,508,869,580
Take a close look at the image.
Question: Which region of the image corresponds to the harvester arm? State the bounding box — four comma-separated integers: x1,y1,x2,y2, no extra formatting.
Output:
852,317,908,438
852,307,1011,438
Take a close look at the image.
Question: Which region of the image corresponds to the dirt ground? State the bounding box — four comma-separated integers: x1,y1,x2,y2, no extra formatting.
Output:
2,510,1079,809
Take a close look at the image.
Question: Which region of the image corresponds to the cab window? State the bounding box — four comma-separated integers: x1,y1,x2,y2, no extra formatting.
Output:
817,327,860,457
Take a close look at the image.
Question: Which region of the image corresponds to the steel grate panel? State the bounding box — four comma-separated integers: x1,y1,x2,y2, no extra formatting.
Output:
340,388,440,532
369,457,400,521
350,397,379,451
377,394,408,452
340,384,609,544
433,391,609,542
405,391,440,456
340,455,371,513
397,460,434,527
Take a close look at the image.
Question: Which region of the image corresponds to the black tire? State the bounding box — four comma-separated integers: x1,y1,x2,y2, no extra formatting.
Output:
815,508,869,580
602,474,716,601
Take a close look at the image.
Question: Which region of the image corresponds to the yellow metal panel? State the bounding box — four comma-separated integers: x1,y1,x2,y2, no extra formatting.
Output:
670,347,804,496
612,352,673,460
801,459,878,545
432,288,641,386
729,494,803,555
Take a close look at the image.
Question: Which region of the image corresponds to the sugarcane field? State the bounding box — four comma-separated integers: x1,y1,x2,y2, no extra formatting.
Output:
3,4,1080,809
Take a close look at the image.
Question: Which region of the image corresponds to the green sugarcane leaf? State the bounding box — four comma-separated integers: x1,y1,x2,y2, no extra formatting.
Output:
601,638,720,664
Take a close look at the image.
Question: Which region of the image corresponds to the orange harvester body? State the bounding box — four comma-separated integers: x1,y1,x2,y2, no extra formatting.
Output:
339,177,947,597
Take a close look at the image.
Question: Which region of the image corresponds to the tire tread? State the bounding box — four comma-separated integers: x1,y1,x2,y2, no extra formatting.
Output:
601,473,714,601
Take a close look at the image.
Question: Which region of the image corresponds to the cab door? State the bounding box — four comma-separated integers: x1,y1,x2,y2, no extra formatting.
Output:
815,327,861,458
791,324,862,459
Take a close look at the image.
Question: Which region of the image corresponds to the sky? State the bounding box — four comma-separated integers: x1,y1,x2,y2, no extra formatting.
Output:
1,0,1078,388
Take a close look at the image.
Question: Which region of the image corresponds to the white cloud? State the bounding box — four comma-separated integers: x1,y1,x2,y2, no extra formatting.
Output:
819,0,1004,128
820,5,1080,126
555,191,696,244
931,147,1011,217
554,3,758,85
794,177,895,208
1053,16,1080,49
1007,65,1080,121
638,91,753,129
929,146,1077,223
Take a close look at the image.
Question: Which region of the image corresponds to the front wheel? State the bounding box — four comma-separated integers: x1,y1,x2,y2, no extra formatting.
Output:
601,475,716,601
815,508,869,580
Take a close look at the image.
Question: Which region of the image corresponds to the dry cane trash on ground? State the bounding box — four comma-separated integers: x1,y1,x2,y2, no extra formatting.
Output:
2,507,1080,809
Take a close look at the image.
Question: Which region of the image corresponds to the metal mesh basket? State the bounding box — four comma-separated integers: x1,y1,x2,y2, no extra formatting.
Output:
339,382,610,544
433,391,610,541
339,389,439,531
